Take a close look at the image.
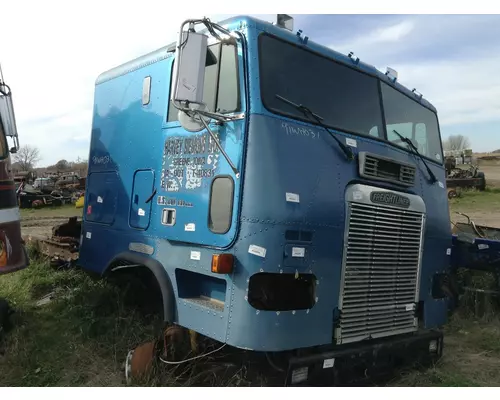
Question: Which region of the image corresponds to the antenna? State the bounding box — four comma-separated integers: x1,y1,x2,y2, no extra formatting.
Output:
0,63,4,84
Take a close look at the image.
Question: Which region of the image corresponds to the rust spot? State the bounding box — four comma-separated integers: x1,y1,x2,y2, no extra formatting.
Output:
163,325,191,361
130,341,157,380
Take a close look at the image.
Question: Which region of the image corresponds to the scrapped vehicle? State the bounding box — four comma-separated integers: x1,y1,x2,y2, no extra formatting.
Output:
0,69,29,275
47,15,456,385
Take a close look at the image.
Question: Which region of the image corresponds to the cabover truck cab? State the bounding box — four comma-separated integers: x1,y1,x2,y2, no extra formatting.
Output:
80,15,451,384
0,74,28,275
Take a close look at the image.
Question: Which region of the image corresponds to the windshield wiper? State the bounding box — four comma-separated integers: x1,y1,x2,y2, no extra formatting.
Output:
275,94,354,161
392,129,438,183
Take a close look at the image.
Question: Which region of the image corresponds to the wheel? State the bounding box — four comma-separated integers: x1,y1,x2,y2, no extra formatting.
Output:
448,189,458,199
32,199,44,209
476,171,486,191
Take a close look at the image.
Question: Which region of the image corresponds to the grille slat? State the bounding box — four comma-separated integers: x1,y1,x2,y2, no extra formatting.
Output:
351,213,422,225
350,220,422,231
340,313,415,327
342,296,415,308
347,242,420,250
340,319,416,336
348,229,421,241
337,199,424,344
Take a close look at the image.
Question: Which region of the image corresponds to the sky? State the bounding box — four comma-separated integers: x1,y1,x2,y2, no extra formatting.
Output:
1,4,499,167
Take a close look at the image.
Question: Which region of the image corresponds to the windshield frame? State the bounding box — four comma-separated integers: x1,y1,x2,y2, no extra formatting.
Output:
257,32,445,166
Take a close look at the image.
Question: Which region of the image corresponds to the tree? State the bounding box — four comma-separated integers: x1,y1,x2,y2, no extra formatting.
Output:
443,135,471,151
55,159,70,170
13,145,41,171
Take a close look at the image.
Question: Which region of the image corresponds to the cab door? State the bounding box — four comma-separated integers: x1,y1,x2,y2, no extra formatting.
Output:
154,38,247,249
129,169,155,230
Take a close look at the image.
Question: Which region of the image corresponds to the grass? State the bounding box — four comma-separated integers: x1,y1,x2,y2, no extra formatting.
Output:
449,187,500,214
2,187,500,386
20,204,83,220
2,250,500,386
0,248,256,387
0,247,160,386
392,314,500,387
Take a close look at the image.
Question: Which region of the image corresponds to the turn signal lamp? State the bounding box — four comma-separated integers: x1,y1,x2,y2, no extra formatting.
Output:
211,253,234,274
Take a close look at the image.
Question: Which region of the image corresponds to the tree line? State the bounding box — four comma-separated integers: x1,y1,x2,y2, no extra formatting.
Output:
11,144,88,175
442,134,471,152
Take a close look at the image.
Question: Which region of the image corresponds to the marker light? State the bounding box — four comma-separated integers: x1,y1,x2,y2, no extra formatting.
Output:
211,253,234,274
277,14,294,31
385,67,398,81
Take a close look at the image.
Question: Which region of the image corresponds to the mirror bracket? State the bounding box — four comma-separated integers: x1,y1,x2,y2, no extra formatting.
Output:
171,17,240,112
197,111,240,179
170,17,242,179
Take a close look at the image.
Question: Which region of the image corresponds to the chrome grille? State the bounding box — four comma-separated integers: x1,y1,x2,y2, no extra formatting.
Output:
336,199,425,344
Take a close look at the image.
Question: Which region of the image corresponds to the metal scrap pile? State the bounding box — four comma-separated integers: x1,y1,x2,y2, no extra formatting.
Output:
447,165,479,179
36,217,82,266
17,173,86,209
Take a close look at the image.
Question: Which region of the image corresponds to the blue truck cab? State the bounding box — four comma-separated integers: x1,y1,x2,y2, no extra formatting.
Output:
80,15,452,384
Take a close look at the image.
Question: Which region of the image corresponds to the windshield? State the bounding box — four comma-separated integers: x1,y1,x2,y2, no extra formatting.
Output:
258,34,443,164
381,82,443,163
259,34,384,139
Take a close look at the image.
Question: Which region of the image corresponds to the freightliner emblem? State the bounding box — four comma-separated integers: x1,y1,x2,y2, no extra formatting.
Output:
370,191,410,208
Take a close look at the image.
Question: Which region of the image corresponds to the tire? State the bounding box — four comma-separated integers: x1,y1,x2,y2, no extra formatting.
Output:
476,171,486,191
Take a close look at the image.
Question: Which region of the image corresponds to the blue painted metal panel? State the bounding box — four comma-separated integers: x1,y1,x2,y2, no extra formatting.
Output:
85,171,119,225
79,16,451,353
129,170,155,230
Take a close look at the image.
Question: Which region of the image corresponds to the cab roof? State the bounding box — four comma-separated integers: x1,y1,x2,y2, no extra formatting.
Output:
96,14,437,114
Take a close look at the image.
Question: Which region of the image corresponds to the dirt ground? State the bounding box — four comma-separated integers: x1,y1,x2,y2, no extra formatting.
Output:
479,165,500,188
20,207,82,240
449,161,500,227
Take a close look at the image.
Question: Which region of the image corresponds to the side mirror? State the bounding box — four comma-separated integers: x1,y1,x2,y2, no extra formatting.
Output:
171,30,209,106
9,147,17,154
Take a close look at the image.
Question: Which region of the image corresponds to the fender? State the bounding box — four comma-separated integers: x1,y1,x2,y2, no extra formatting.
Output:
105,251,176,323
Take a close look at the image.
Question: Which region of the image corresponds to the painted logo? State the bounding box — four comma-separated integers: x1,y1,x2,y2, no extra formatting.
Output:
370,191,410,208
92,155,110,165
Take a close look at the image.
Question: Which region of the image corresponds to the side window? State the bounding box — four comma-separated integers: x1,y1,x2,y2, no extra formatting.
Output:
209,176,234,234
201,43,221,113
216,43,239,113
167,42,239,122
